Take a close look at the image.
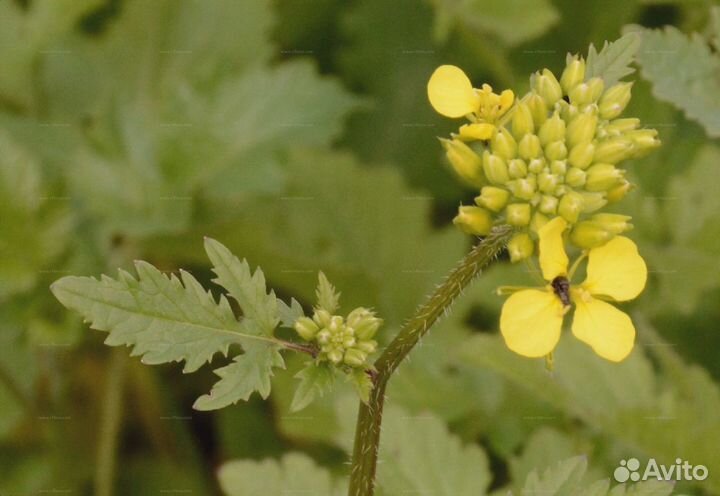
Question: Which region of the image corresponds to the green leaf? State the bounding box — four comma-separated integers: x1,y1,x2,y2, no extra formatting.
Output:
375,405,491,496
585,33,641,86
278,298,304,328
633,26,720,137
432,0,560,46
218,453,347,496
290,362,336,412
51,240,287,409
315,271,340,313
348,368,373,405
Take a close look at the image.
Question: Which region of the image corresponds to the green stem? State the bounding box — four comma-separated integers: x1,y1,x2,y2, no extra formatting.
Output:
347,225,513,496
95,349,127,496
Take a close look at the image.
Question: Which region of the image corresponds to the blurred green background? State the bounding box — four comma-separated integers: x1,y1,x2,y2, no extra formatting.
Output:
1,0,719,494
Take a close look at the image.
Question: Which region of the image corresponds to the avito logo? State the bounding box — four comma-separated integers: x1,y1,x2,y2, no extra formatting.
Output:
614,458,708,483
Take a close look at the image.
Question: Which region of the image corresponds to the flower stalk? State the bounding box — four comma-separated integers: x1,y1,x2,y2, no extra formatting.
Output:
347,225,513,496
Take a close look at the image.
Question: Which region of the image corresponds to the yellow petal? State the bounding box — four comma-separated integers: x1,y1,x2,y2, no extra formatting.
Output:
499,89,515,113
427,65,479,118
500,289,564,358
538,216,569,281
459,123,495,140
572,296,635,362
582,236,647,301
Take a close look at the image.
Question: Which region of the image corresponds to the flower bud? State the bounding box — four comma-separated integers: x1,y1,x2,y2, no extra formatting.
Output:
538,195,558,214
566,111,598,148
518,133,542,160
507,232,534,262
453,206,493,235
294,317,319,341
328,315,343,332
507,177,536,200
538,171,559,194
526,93,549,126
505,203,531,226
538,112,566,146
565,167,586,187
491,127,517,160
558,191,584,223
550,159,567,176
327,348,344,364
346,307,373,329
482,151,509,184
441,138,484,186
355,317,382,340
508,158,527,178
591,213,633,234
569,77,604,106
527,157,545,174
560,56,585,93
459,122,495,141
343,348,368,367
475,186,510,212
356,340,378,354
606,180,633,203
512,102,535,139
598,82,633,120
626,129,661,158
557,99,579,122
313,309,332,327
585,163,624,191
570,221,614,248
593,137,634,163
568,142,595,169
532,69,563,106
544,141,567,161
530,212,549,233
580,192,607,213
604,118,640,135
316,329,331,345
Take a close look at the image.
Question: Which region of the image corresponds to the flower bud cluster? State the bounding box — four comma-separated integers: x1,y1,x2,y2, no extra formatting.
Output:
444,55,659,259
294,307,381,368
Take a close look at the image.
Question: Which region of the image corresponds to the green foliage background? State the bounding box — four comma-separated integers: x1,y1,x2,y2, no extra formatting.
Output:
0,0,719,494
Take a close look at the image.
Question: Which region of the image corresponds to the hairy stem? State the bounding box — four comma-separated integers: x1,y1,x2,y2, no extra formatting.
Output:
95,349,127,496
347,225,512,496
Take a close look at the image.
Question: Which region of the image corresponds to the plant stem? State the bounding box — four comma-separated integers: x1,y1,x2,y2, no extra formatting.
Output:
347,225,513,496
95,349,127,496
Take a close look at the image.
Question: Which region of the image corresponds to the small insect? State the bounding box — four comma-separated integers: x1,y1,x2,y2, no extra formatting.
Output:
551,275,572,308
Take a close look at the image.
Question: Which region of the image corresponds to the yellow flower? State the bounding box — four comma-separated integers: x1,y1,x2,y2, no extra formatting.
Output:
427,65,514,138
498,217,647,362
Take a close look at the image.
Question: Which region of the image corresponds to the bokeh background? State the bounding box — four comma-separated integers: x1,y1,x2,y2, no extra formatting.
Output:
1,0,719,494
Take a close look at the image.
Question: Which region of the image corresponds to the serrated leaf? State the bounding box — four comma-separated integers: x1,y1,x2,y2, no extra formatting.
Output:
585,33,641,86
315,271,340,313
218,453,347,496
278,298,304,328
633,26,720,137
290,362,336,412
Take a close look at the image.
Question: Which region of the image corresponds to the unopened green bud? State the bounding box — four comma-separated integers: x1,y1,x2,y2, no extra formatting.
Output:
558,191,584,223
569,77,604,106
544,141,567,161
294,317,319,341
586,163,624,191
508,158,528,178
605,118,640,135
560,56,586,93
518,133,542,160
526,93,549,126
565,167,586,187
527,158,546,174
570,221,614,248
343,348,367,367
491,127,517,160
512,102,535,139
606,180,633,203
550,160,567,176
327,348,344,364
483,151,510,184
530,212,549,233
313,309,332,327
567,142,595,169
580,191,607,213
507,177,536,200
507,232,534,263
591,213,633,234
539,195,558,215
626,129,661,158
346,307,374,329
566,111,598,148
441,138,484,186
538,171,559,194
475,186,510,212
453,206,493,235
316,329,331,345
505,203,531,226
355,318,382,340
532,69,563,106
593,137,634,164
598,82,633,120
538,112,566,146
557,99,579,122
